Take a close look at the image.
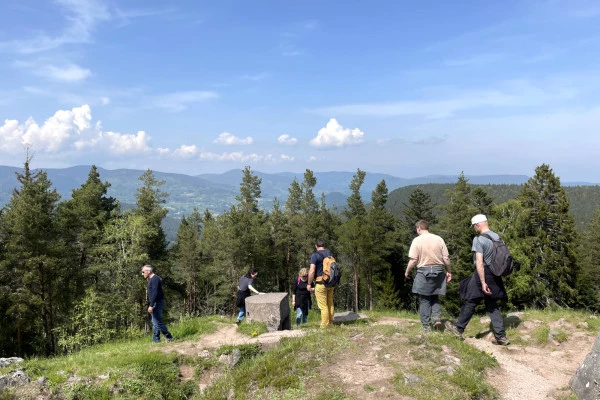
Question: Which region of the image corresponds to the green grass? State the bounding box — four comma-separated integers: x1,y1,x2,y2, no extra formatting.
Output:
5,307,594,399
17,316,220,399
236,320,269,337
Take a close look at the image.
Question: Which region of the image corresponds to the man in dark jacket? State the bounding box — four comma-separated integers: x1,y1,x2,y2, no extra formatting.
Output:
445,214,510,345
141,265,173,343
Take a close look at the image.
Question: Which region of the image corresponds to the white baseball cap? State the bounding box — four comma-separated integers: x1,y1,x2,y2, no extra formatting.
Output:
471,214,487,225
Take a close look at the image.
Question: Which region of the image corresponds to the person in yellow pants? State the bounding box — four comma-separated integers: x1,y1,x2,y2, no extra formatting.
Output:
307,239,335,328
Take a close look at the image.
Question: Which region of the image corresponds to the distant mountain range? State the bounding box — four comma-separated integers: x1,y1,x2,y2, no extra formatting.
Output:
0,165,597,218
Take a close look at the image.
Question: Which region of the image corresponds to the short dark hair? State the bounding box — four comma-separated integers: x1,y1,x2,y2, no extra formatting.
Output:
316,239,325,248
415,220,429,230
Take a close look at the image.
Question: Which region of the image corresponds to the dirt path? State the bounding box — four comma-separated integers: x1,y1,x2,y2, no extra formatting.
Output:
162,322,307,357
466,330,593,399
162,318,593,399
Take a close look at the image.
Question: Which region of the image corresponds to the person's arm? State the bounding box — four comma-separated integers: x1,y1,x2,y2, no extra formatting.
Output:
404,258,418,279
248,284,260,294
443,255,452,282
147,277,157,313
476,252,491,295
292,281,297,308
307,263,316,292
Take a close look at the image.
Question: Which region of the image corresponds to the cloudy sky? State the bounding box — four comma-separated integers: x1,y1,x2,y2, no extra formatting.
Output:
1,0,599,181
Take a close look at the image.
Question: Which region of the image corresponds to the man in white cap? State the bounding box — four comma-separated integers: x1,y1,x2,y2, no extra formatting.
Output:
445,214,510,345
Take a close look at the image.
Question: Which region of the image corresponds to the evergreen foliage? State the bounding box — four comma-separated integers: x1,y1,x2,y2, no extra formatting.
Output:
0,160,596,358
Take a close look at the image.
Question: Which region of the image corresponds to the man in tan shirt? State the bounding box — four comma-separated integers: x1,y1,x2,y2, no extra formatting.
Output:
405,220,452,331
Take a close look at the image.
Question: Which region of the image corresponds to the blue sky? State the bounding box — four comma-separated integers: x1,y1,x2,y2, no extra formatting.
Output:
1,0,600,181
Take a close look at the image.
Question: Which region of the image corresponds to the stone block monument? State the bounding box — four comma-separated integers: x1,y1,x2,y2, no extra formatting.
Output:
245,292,291,331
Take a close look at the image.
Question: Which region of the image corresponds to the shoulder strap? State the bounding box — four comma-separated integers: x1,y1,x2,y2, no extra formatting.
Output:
480,233,495,242
317,250,329,259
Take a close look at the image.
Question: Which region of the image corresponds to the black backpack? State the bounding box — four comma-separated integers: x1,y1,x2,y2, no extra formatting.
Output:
480,233,515,277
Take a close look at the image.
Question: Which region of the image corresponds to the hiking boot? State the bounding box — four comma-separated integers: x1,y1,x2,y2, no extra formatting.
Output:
236,320,241,326
165,336,174,343
444,321,464,340
493,336,510,346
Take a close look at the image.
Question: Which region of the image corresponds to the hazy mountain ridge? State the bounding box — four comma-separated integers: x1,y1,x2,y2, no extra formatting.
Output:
1,165,597,219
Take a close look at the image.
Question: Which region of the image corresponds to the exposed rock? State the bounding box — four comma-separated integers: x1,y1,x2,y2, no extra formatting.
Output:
480,317,491,324
570,332,600,400
0,357,24,368
434,365,455,375
219,349,242,368
333,311,367,323
507,312,525,319
0,370,30,391
444,355,461,365
198,349,211,359
404,373,421,384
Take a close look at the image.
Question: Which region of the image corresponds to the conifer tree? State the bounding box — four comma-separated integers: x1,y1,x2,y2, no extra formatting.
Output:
173,209,203,315
0,157,62,355
338,169,368,311
514,164,579,307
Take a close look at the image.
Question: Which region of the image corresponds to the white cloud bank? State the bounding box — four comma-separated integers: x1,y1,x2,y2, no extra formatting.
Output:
0,104,150,155
309,118,364,148
213,132,254,145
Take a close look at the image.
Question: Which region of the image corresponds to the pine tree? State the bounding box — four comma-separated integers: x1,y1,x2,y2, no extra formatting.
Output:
436,173,479,315
403,188,437,225
338,169,368,311
0,157,62,355
173,209,203,315
364,180,397,310
515,164,579,307
576,204,600,310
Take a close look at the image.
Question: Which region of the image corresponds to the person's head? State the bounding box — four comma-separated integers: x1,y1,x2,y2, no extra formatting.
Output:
315,239,325,249
415,220,429,234
246,268,259,279
471,214,489,233
298,267,308,279
141,265,153,279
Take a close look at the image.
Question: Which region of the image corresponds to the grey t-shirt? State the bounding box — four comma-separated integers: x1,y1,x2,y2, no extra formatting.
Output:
472,230,499,266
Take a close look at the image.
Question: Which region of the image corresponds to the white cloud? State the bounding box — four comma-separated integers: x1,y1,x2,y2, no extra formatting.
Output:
277,134,297,145
280,154,295,161
308,156,317,161
173,144,198,158
199,151,262,162
152,91,218,112
102,130,151,153
313,82,577,119
0,0,111,54
0,104,151,156
213,132,254,145
241,73,269,81
36,63,92,82
309,118,365,148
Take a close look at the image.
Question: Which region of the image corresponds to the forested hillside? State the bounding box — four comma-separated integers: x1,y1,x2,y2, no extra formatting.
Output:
1,161,599,359
387,183,600,229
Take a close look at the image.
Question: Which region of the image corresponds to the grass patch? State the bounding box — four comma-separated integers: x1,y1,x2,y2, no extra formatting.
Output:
532,324,550,344
237,321,268,337
19,316,220,399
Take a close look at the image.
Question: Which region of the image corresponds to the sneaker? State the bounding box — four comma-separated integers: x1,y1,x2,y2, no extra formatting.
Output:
165,336,174,343
422,325,429,332
444,321,464,340
493,336,510,346
236,320,241,326
433,319,442,330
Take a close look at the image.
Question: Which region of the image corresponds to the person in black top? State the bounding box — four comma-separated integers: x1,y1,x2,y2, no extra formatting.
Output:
141,265,173,343
292,268,311,327
235,268,263,325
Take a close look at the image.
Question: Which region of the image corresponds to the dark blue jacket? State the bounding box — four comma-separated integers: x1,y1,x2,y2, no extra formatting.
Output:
148,275,165,307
